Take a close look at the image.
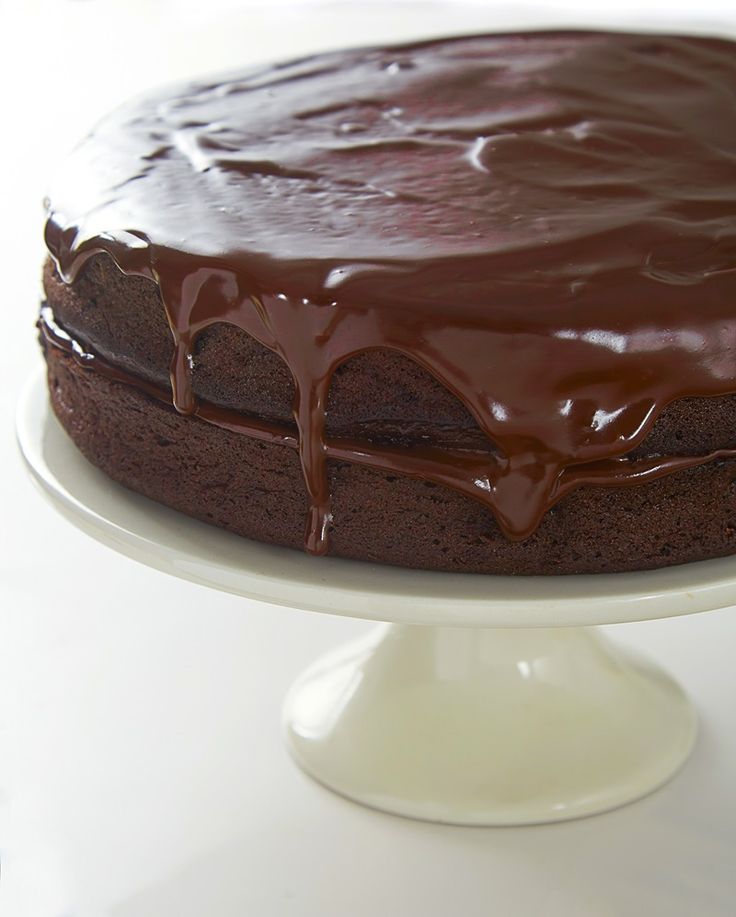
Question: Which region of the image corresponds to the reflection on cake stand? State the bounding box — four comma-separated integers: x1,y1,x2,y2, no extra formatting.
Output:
18,367,736,825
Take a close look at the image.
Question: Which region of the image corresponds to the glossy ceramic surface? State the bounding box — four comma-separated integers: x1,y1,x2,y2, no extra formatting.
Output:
285,624,696,824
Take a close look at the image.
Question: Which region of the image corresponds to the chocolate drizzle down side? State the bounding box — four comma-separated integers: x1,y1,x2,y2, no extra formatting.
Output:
43,31,736,554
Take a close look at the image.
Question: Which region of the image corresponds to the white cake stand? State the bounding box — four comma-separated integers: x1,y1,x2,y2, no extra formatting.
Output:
17,368,736,825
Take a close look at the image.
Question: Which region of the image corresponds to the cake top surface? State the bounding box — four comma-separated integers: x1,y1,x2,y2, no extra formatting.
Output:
44,31,736,548
47,30,736,311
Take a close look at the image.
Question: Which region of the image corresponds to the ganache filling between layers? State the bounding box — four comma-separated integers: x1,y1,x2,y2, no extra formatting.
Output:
43,31,736,554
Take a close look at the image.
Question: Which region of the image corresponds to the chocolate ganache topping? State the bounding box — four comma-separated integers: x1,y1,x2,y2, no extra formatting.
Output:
44,30,736,554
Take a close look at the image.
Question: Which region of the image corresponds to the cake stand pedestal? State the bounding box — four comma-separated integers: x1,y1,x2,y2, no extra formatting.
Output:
283,624,694,824
18,368,736,825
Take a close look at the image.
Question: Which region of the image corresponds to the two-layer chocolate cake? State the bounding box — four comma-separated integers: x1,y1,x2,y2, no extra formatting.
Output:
40,30,736,574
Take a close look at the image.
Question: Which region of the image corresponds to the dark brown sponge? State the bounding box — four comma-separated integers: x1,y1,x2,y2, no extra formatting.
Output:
43,340,736,575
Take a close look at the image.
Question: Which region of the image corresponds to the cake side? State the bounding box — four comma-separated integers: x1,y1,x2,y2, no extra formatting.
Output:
43,340,736,575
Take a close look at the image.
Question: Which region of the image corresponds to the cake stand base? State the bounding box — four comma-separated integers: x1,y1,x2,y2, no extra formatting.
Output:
284,623,696,825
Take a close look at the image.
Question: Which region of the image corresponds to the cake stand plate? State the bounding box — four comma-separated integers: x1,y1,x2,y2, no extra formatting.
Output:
17,368,736,824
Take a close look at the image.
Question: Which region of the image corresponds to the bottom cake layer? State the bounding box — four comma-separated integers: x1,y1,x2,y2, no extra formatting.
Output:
43,343,736,575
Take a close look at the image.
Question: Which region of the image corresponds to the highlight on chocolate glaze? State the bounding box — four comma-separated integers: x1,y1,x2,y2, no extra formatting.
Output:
43,30,736,555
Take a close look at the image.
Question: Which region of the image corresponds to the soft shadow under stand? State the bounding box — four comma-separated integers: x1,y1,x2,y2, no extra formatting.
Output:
20,366,733,824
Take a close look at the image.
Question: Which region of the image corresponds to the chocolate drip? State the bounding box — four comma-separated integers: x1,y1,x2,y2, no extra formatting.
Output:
39,305,736,525
43,31,736,552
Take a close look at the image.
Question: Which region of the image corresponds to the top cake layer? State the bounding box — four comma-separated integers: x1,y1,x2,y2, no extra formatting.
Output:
44,31,736,552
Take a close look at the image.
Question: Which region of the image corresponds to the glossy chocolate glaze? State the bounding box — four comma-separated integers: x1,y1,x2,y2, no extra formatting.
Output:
44,31,736,553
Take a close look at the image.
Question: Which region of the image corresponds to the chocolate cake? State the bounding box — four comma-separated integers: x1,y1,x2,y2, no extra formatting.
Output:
40,30,736,574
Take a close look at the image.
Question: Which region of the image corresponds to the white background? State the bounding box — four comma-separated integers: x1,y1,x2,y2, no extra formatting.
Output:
1,1,736,914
